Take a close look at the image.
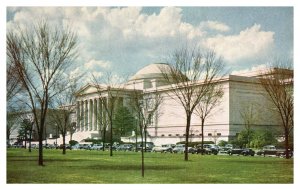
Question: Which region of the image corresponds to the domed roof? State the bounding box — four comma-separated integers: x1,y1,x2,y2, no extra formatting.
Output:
129,63,172,81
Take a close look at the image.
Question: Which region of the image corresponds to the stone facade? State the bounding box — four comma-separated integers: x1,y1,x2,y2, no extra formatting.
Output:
51,63,282,145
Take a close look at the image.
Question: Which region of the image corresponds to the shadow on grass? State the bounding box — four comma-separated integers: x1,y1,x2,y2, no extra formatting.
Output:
69,164,184,171
220,158,293,165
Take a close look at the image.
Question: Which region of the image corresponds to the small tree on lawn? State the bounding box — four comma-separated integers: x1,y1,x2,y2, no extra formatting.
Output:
239,103,260,148
195,84,224,154
160,47,225,161
48,79,80,155
7,20,78,165
259,60,293,159
130,86,163,177
91,72,124,156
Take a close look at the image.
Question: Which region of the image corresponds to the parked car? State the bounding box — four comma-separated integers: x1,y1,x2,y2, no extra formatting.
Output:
257,145,293,157
58,144,71,150
152,144,174,153
228,148,255,156
240,148,255,156
275,149,293,158
71,143,80,150
227,148,243,155
91,144,103,150
134,142,155,152
218,144,233,154
185,147,196,154
116,144,133,151
78,144,92,150
196,144,219,155
172,144,185,153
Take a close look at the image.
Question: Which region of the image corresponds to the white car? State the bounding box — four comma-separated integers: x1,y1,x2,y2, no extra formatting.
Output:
172,144,185,153
152,144,174,153
91,144,103,150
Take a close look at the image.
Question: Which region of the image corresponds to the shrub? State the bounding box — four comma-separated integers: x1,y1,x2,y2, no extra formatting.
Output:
69,140,78,146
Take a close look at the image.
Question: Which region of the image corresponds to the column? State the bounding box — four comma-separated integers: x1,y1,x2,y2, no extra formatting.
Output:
89,99,93,131
102,97,107,132
81,101,84,131
85,100,88,131
76,101,80,132
98,98,102,131
94,99,97,131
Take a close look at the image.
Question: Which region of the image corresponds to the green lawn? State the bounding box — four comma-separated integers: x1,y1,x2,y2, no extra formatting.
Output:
7,148,293,183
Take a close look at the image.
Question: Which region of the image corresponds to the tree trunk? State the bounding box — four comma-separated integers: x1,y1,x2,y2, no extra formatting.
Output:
102,129,106,151
38,133,44,166
110,122,113,157
285,128,290,159
144,129,147,152
135,126,138,152
24,130,27,149
62,134,66,155
201,118,204,155
184,114,191,161
28,128,32,153
140,126,145,177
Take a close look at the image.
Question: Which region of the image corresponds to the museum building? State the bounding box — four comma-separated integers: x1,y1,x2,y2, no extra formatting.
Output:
69,63,281,145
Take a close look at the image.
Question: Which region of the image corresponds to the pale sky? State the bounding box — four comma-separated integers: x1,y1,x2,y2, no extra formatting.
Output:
6,6,293,84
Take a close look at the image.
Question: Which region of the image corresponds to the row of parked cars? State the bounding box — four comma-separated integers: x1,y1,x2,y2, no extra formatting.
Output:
151,144,221,154
69,142,154,152
9,142,293,158
151,144,293,157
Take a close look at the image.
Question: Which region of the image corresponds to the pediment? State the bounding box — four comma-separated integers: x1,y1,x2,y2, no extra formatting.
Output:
76,84,98,96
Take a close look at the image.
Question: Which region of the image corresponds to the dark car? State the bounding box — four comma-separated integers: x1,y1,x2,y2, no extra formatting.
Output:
240,148,255,156
196,144,218,155
276,149,293,158
228,148,255,156
135,142,155,152
227,148,243,155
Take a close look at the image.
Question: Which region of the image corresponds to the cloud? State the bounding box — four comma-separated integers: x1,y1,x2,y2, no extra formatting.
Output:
84,59,111,69
231,64,267,76
7,7,278,81
200,21,230,32
202,24,274,62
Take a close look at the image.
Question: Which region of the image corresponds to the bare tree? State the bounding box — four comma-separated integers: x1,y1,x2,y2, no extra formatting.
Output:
130,86,163,177
7,112,21,146
7,55,23,107
6,21,78,165
91,73,124,156
259,61,293,159
48,79,80,154
195,84,224,154
239,103,260,148
160,47,225,161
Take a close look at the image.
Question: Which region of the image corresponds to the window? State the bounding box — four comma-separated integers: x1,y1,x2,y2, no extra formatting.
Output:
208,133,212,136
161,134,165,137
168,134,172,137
217,133,221,136
176,134,180,136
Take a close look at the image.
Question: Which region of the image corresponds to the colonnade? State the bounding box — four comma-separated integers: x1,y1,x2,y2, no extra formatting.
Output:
76,98,107,132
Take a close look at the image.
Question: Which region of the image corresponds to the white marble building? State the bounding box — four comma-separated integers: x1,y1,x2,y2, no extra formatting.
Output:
61,63,281,145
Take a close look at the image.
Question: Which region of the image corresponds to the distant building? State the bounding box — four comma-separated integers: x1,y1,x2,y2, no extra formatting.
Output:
68,63,283,145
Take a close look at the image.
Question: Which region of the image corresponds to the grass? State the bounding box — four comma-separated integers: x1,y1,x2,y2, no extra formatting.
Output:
7,148,293,184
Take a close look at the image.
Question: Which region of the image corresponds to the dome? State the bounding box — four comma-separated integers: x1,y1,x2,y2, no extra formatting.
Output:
129,63,172,81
